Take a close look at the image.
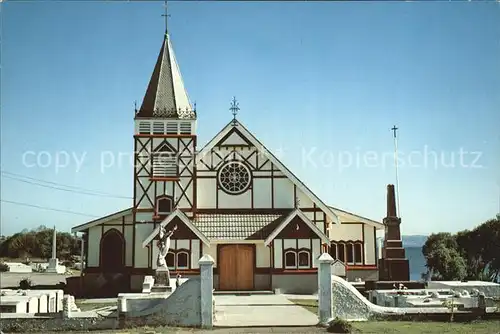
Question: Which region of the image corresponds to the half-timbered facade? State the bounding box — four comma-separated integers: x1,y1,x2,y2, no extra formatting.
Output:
72,30,383,296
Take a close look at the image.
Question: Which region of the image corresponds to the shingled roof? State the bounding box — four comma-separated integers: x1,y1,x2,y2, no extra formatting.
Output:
136,33,195,119
193,213,287,240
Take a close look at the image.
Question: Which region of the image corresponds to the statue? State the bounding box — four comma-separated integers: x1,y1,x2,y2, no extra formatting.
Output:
156,224,177,269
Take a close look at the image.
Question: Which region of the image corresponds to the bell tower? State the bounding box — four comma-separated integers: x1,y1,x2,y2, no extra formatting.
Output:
133,29,197,225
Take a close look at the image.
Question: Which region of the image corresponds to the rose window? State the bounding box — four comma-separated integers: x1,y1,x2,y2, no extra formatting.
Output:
217,161,252,195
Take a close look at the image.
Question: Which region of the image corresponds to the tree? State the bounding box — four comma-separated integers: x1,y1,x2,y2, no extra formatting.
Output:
422,216,500,282
0,227,80,260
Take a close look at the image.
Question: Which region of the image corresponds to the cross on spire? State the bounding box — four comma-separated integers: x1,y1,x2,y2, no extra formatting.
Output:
230,96,240,126
161,1,171,35
391,125,399,139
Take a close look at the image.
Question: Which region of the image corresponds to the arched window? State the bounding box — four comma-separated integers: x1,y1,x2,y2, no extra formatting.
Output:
284,250,297,269
337,243,345,263
176,251,189,269
346,243,354,263
354,243,363,264
100,229,125,272
298,250,310,268
330,243,337,259
156,196,173,215
166,252,175,269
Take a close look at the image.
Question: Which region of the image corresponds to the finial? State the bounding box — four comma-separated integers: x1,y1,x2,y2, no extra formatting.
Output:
295,196,300,208
230,96,239,126
162,1,171,35
134,100,137,113
194,101,197,112
391,125,398,139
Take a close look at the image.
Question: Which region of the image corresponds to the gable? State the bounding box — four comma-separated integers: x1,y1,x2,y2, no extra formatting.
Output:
215,127,253,147
277,216,318,239
161,216,197,239
142,209,210,247
71,208,132,233
197,120,339,224
264,209,330,246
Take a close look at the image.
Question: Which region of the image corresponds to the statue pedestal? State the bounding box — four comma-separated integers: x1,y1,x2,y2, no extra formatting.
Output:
151,268,172,293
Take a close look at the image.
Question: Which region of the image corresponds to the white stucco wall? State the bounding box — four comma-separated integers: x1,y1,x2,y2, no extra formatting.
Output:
256,243,270,268
363,225,376,265
135,223,155,268
330,223,363,241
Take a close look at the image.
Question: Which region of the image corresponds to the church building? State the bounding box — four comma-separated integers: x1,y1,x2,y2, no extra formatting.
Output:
71,28,384,296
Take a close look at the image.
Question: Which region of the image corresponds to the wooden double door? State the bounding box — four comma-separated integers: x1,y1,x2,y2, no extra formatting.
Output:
218,244,254,291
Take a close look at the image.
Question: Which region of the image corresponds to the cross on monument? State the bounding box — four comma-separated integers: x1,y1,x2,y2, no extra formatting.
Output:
161,1,171,35
230,97,240,126
391,125,398,139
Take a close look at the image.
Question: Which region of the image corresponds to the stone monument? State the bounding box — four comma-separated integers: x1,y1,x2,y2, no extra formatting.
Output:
152,224,177,292
378,184,410,281
46,226,62,274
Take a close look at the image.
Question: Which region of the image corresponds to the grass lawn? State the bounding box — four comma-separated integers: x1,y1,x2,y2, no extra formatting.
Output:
289,299,500,334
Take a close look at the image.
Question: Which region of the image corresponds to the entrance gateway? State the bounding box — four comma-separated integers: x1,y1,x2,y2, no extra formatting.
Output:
218,244,254,291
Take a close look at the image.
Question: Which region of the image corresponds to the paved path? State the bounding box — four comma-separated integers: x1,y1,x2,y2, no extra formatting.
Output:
214,294,318,327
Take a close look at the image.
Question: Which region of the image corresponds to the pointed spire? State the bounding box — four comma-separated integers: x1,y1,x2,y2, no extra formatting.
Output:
136,6,195,120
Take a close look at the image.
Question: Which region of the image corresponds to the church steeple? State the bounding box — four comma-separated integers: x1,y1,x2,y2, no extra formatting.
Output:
136,12,195,119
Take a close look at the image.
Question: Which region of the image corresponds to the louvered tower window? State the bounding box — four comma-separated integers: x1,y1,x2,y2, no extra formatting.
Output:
138,122,151,134
152,144,178,178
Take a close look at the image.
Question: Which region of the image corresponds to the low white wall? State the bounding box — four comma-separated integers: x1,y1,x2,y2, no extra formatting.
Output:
124,277,202,327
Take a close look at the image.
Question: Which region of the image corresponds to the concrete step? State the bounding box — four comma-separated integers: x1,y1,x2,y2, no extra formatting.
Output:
150,285,172,293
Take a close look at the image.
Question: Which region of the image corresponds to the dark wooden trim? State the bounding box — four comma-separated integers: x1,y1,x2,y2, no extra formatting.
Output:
293,185,297,208
254,267,269,275
271,165,274,209
347,265,377,270
269,243,274,288
374,226,378,268
99,224,134,227
271,268,317,275
194,208,320,215
193,136,197,214
150,177,180,182
313,203,317,225
362,224,365,265
122,216,126,264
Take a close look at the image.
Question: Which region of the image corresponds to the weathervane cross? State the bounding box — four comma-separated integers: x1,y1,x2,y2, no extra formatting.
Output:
391,125,399,139
161,1,170,34
230,97,240,126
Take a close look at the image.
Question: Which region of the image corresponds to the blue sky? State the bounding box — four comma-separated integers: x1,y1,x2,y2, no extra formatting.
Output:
1,1,499,237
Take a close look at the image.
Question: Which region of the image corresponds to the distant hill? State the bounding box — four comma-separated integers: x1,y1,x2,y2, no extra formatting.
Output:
379,235,427,248
402,235,428,248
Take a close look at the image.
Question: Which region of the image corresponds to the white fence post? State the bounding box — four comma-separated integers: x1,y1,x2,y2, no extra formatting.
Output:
199,254,215,328
318,253,334,325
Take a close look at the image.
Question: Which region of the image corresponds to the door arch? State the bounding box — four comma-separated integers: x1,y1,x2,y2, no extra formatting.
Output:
100,228,125,272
